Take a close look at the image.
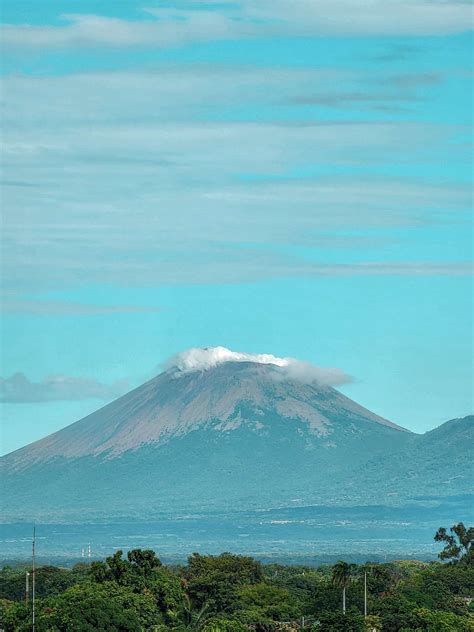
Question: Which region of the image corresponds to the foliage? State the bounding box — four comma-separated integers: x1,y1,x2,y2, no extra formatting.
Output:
201,617,248,631
435,522,474,565
412,607,474,631
312,608,365,631
331,561,354,589
0,564,83,601
1,525,472,631
183,552,263,614
364,614,382,631
238,582,300,624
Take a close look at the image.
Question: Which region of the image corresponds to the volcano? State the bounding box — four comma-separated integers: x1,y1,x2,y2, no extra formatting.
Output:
1,351,471,522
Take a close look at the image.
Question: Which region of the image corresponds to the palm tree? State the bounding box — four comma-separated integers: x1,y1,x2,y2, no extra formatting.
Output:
331,560,354,614
179,593,210,630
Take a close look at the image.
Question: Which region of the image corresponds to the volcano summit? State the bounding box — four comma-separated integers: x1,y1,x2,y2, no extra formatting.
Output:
1,348,472,523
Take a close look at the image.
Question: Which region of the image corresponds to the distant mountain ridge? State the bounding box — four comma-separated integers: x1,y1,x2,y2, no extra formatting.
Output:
1,360,472,522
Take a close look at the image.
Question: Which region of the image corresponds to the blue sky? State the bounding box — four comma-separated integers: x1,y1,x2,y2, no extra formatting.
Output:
1,0,472,454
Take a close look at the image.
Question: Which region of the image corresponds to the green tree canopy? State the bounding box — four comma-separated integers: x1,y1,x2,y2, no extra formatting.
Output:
183,552,263,614
434,523,473,565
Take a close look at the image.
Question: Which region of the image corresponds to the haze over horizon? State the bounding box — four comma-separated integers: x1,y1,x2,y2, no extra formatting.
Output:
1,0,473,455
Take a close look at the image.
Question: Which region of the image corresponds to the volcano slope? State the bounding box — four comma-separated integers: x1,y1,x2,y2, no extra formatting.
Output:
1,360,471,522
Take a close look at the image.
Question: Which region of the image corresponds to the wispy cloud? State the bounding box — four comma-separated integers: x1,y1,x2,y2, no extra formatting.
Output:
241,1,473,36
0,373,129,403
303,261,473,276
2,1,471,52
1,62,471,295
0,298,162,316
290,71,444,111
2,10,248,51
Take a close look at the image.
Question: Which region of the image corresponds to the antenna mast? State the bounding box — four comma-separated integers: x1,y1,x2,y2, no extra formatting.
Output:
364,571,367,617
32,526,36,632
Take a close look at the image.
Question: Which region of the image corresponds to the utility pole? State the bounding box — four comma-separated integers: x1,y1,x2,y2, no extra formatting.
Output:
364,571,367,617
25,571,29,604
32,526,36,632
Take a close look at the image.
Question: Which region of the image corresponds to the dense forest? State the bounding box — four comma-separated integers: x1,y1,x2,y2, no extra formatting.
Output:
1,524,472,631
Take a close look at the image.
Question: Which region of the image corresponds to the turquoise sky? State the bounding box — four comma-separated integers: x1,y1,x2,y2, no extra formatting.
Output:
1,0,473,454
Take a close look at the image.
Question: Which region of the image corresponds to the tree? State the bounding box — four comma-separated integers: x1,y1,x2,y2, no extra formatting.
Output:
434,523,473,565
412,607,473,632
238,582,300,623
313,608,365,631
127,548,162,575
150,568,186,625
1,600,31,632
184,552,263,614
374,593,421,632
358,563,394,595
186,553,263,587
106,550,131,584
332,561,354,614
46,582,159,631
90,549,162,586
364,614,382,631
178,594,211,630
201,618,247,632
